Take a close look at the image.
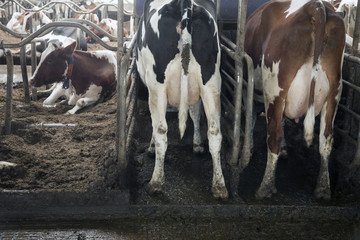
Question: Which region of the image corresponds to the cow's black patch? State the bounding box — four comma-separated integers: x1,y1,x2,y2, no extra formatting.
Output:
191,5,218,84
136,0,218,85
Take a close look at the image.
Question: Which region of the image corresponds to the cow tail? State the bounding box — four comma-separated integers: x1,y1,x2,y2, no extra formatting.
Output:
179,0,193,139
304,0,326,147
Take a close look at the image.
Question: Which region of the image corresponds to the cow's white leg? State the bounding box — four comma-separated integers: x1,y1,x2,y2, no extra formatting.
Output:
66,96,98,115
256,96,285,199
43,83,67,107
189,100,204,153
147,83,168,194
65,85,102,114
315,100,336,200
201,84,228,199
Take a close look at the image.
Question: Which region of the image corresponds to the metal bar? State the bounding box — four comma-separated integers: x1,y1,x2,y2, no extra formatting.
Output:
343,79,360,94
224,60,235,75
221,68,237,87
20,45,30,103
126,61,136,109
343,62,356,134
1,22,118,51
116,0,127,169
31,42,37,74
222,94,235,115
221,75,235,97
220,34,236,51
126,88,136,131
344,53,360,65
240,53,254,171
221,44,242,62
338,104,360,121
4,49,13,135
229,0,248,167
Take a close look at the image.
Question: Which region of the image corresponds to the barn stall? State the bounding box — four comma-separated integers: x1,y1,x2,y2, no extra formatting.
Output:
0,0,359,238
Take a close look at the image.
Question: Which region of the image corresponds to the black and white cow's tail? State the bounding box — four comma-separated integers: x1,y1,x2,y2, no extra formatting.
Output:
179,0,193,139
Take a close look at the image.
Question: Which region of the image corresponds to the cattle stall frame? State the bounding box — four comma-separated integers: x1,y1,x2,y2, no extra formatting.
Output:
0,0,128,26
0,18,137,185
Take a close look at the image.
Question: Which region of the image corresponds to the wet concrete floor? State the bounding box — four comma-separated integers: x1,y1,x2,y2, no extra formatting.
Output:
1,217,359,240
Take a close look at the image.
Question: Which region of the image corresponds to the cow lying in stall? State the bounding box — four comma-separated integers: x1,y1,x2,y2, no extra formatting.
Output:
336,0,358,48
6,8,52,34
30,41,117,114
136,0,228,199
88,18,129,42
73,0,100,24
244,0,345,200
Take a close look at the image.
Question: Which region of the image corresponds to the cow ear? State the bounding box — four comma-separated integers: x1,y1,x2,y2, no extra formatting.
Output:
63,41,77,58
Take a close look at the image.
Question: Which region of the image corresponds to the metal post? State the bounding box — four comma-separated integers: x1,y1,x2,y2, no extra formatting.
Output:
4,49,13,135
116,0,127,169
240,54,254,171
20,45,30,103
229,0,248,167
31,42,38,100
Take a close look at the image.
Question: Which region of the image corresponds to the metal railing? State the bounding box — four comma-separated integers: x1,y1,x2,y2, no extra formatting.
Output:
0,2,138,180
337,53,360,166
217,0,255,197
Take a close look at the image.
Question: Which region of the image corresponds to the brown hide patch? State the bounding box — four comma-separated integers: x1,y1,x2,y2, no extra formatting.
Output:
70,51,116,97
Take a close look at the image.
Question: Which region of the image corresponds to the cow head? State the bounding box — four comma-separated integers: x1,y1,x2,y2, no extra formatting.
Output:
89,22,108,39
30,41,77,87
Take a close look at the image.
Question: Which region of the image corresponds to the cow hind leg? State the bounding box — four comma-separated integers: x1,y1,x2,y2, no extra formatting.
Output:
315,101,335,200
146,86,168,195
256,98,285,199
189,100,204,153
201,85,228,199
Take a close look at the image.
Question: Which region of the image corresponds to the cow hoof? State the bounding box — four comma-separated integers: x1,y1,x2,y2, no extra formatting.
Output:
314,187,331,200
212,185,228,200
146,181,163,195
255,186,277,199
193,144,204,154
65,111,75,115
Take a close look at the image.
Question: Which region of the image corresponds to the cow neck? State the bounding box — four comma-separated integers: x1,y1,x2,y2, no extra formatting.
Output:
63,54,74,89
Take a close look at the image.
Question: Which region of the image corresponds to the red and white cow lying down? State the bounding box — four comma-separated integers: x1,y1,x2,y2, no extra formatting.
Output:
30,41,117,114
89,18,129,42
245,0,345,200
6,9,52,34
136,0,228,199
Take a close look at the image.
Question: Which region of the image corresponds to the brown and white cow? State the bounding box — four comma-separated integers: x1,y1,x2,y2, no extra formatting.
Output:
245,0,345,200
6,9,52,34
30,41,117,114
73,1,99,24
88,18,128,42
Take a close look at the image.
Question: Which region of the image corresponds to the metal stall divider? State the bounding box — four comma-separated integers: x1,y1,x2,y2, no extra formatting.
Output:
218,0,255,197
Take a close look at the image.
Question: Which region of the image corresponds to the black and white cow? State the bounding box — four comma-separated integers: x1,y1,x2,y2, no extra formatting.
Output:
136,0,228,199
36,26,88,52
